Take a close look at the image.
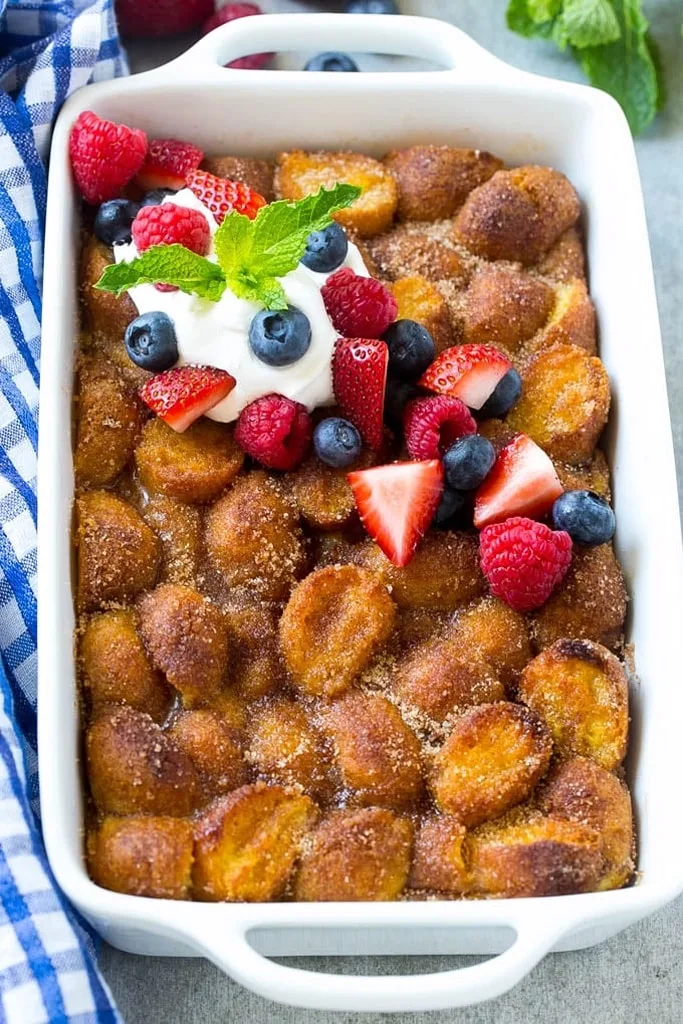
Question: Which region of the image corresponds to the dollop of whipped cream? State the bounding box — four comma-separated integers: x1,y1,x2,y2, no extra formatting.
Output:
115,188,370,422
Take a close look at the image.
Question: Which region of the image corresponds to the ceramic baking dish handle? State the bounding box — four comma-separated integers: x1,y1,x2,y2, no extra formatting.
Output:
167,13,525,82
184,910,570,1012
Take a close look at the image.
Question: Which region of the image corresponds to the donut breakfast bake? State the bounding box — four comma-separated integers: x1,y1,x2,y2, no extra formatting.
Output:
69,112,633,904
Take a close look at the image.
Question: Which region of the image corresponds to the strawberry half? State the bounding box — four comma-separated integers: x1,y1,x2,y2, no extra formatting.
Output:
419,344,511,410
348,460,444,567
332,337,388,450
186,169,266,223
140,365,236,432
473,433,564,529
135,138,204,191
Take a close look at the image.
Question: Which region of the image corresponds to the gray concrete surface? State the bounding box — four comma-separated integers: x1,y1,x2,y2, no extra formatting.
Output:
101,1,683,1019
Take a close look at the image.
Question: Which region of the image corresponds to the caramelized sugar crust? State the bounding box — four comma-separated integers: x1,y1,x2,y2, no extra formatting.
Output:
75,144,633,904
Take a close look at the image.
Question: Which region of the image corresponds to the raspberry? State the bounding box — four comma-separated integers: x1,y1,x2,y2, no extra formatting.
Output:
403,396,477,460
321,268,398,338
235,394,312,470
116,0,213,37
186,169,267,224
69,111,147,204
202,3,273,69
132,203,211,255
479,516,573,612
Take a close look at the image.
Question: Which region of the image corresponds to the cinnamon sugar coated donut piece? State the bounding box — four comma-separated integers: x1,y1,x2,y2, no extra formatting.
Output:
81,237,136,339
135,417,244,504
88,817,194,899
388,276,454,353
463,266,555,352
409,815,469,893
74,359,142,486
200,154,275,201
168,710,247,797
247,699,331,799
384,145,503,222
366,223,468,283
223,601,286,700
142,493,201,585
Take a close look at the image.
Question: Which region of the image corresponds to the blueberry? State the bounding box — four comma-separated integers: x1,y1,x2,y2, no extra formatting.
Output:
304,52,359,72
124,312,178,372
346,0,399,11
443,434,496,491
433,486,466,528
384,379,420,428
552,490,616,546
94,199,139,246
301,222,348,273
478,368,523,419
314,417,362,468
382,320,435,381
140,188,176,207
249,306,312,367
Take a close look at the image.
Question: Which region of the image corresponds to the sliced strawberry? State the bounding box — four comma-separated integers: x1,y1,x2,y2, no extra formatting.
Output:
332,337,388,450
473,433,564,529
135,138,204,191
139,365,236,432
186,169,266,223
419,344,511,410
348,460,444,567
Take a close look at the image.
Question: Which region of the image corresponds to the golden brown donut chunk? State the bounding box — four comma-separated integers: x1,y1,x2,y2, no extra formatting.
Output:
168,709,247,796
388,276,454,353
323,691,423,810
142,493,201,586
384,145,503,221
288,448,374,530
74,359,142,486
205,471,305,601
535,227,586,282
137,584,229,706
275,150,397,236
88,816,194,899
135,417,244,504
247,699,331,798
539,756,634,890
409,815,469,894
279,565,396,698
392,642,504,724
193,783,318,901
531,544,627,652
294,808,412,901
80,608,169,721
463,266,554,352
208,688,248,731
366,225,468,283
454,166,581,264
430,702,552,826
86,706,198,816
518,639,628,771
446,597,532,687
554,450,611,501
468,807,603,897
76,490,160,612
80,237,136,339
527,279,596,355
506,343,610,464
223,601,286,700
201,154,275,200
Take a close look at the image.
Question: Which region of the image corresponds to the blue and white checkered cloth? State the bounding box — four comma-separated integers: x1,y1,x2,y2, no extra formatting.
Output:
0,2,127,1020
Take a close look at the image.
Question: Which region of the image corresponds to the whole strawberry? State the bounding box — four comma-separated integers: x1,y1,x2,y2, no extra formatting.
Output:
186,169,267,224
132,203,211,255
69,111,147,204
322,268,398,339
479,516,572,612
202,3,273,69
116,0,214,37
236,393,312,470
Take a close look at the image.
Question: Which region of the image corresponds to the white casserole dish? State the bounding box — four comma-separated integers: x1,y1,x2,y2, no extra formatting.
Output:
38,13,683,1013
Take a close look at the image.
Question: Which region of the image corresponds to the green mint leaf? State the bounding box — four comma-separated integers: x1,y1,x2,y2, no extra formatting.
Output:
213,209,256,281
225,268,288,310
527,0,562,24
577,0,659,134
506,0,557,38
95,245,227,302
560,0,621,48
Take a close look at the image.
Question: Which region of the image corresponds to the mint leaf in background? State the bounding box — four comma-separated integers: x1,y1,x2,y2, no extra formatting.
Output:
577,0,659,134
527,0,562,23
560,0,621,47
95,245,226,301
506,0,557,37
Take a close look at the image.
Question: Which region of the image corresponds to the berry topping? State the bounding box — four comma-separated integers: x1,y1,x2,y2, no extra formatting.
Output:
94,199,139,246
443,434,496,491
348,460,444,567
479,516,573,612
301,222,348,273
304,52,359,72
551,490,616,546
419,344,512,410
140,188,176,207
125,312,178,372
346,0,399,10
248,307,312,367
332,337,389,450
313,417,362,468
202,4,273,70
322,268,398,338
131,203,211,255
186,169,266,224
135,138,204,191
433,486,467,528
69,111,147,205
473,433,564,529
116,0,213,37
382,319,435,380
235,394,312,470
140,366,236,433
383,379,420,429
403,395,477,461
478,367,523,419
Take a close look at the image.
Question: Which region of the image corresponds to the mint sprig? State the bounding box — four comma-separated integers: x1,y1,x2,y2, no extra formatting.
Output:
95,182,361,310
